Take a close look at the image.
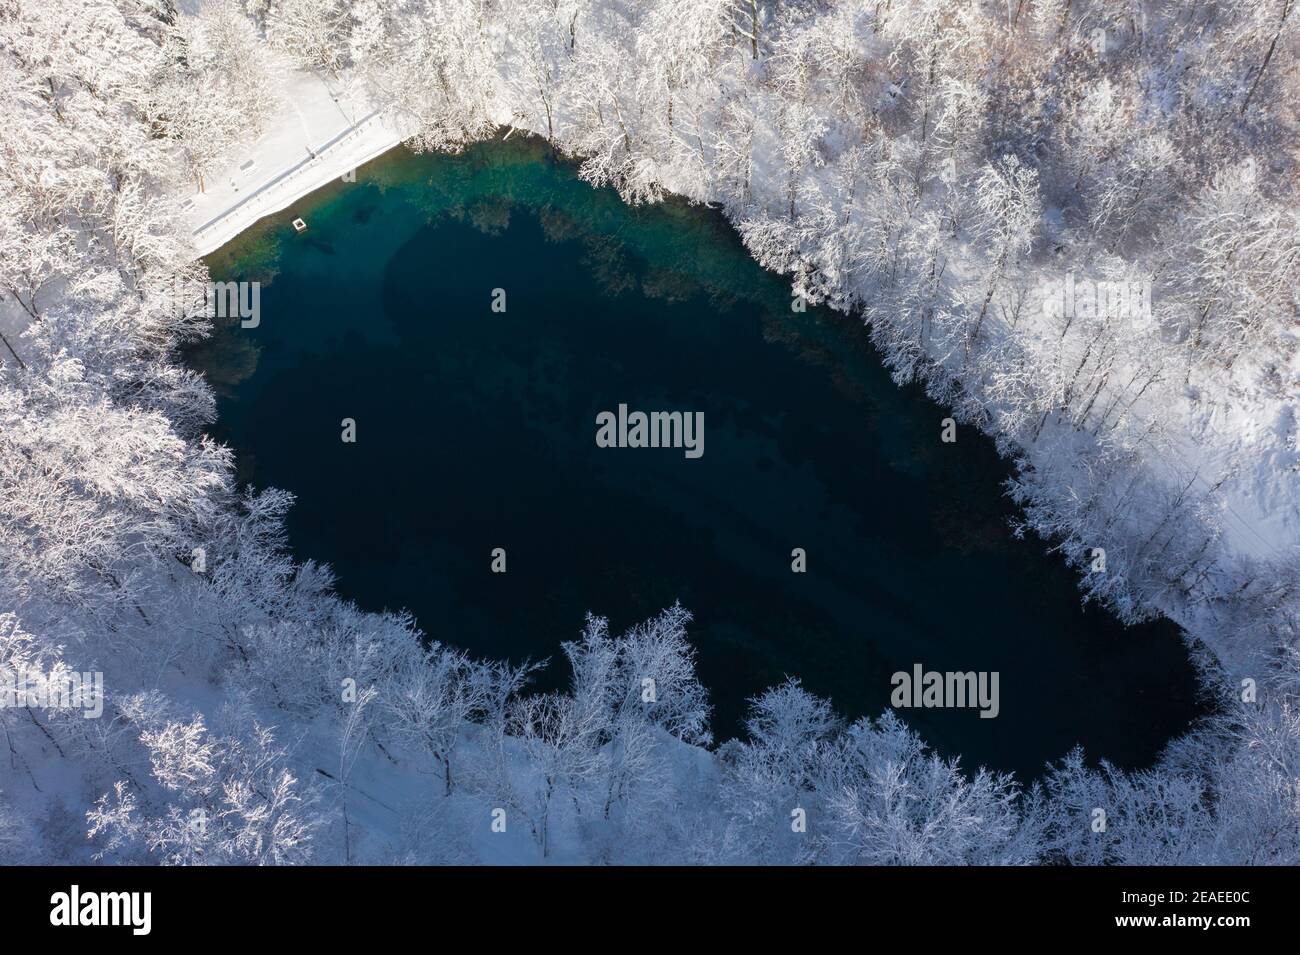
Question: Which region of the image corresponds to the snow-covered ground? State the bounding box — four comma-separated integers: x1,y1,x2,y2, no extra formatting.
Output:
0,296,31,365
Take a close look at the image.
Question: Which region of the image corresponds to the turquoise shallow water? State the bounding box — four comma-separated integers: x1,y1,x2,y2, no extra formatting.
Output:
191,136,1202,778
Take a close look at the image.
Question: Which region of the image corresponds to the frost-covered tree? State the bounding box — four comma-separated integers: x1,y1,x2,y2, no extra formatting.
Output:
816,712,1038,865
266,0,352,75
384,642,489,796
717,678,838,864
150,0,281,192
966,154,1040,355
89,701,319,865
505,691,606,859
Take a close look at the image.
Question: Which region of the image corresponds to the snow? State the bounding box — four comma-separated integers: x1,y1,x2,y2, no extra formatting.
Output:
5,0,1300,867
184,65,408,256
0,296,31,362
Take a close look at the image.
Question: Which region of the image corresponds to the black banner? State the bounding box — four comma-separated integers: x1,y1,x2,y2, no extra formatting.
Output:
5,865,1275,940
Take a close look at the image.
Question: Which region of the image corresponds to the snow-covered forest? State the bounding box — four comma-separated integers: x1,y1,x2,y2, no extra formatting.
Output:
1,0,1297,864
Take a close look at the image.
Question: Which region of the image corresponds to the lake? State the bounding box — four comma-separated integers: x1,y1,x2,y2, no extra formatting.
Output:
191,136,1202,778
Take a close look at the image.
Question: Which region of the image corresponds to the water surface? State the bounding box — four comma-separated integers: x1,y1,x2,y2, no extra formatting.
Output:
192,137,1202,777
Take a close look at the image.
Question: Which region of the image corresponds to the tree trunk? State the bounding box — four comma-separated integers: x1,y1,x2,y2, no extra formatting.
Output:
1241,0,1292,115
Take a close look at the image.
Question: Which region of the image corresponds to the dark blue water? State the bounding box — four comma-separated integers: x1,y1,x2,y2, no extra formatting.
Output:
192,138,1202,777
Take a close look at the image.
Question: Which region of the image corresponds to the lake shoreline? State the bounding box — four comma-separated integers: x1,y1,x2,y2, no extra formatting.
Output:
197,139,1206,778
